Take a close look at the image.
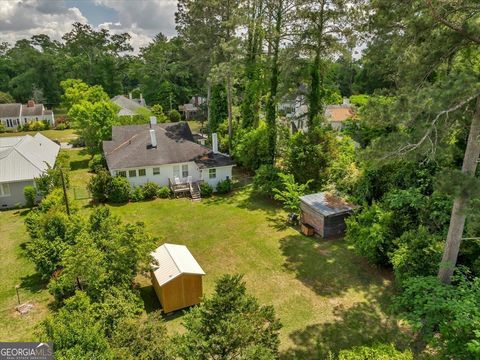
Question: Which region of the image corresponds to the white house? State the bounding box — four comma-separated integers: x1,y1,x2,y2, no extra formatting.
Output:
0,133,60,208
0,100,55,129
103,121,235,197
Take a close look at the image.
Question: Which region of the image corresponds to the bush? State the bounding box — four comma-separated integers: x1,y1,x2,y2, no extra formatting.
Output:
0,123,6,133
232,122,271,171
56,123,67,130
130,186,144,202
273,173,311,213
391,226,443,284
108,177,131,203
338,343,413,359
87,170,112,203
142,182,160,200
156,186,171,199
88,154,106,173
24,186,37,208
216,179,232,194
168,109,181,122
199,182,213,197
253,165,283,198
345,203,394,266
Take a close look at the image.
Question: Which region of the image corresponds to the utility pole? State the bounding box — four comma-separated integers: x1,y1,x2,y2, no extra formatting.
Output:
59,168,70,216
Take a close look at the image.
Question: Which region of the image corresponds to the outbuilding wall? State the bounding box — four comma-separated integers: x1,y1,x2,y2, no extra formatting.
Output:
0,180,35,209
300,201,351,238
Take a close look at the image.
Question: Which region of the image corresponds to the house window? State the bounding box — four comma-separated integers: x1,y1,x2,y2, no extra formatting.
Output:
173,165,180,179
182,164,189,178
153,167,160,175
0,183,10,196
209,168,217,179
129,170,137,177
117,170,127,177
139,169,146,177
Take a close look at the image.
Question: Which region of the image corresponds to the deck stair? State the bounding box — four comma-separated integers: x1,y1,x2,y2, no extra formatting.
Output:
190,182,202,202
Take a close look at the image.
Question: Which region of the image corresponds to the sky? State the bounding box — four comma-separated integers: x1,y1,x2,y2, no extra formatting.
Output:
0,0,178,51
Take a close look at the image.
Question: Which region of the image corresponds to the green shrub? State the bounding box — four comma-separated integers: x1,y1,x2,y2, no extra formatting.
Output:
56,123,67,130
168,109,181,122
130,186,144,202
88,154,106,173
108,177,131,203
199,182,213,197
216,179,232,194
232,122,271,171
391,226,443,284
345,203,394,266
273,173,311,213
156,186,171,199
0,123,6,133
87,170,112,203
253,165,283,198
338,343,413,359
24,186,37,208
142,182,160,200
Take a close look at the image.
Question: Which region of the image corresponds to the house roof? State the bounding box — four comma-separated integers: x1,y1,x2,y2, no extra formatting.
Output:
0,133,60,182
103,122,235,170
0,103,21,118
111,95,147,116
325,106,355,122
21,104,44,117
300,192,355,217
151,243,205,286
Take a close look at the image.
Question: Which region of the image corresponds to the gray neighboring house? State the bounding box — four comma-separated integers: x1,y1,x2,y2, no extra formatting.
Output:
111,95,148,117
0,133,60,208
103,122,234,199
0,100,55,129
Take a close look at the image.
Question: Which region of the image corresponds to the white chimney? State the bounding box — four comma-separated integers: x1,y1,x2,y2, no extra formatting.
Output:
212,133,218,153
150,116,157,125
149,129,157,148
343,97,350,106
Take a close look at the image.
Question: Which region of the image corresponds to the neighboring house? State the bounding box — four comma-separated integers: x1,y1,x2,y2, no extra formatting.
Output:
290,98,355,132
0,133,60,208
179,96,206,120
151,243,205,313
111,95,148,117
103,121,235,197
0,100,55,129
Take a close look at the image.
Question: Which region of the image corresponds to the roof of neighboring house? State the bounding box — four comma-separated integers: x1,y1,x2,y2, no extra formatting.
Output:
151,243,205,286
300,192,355,217
0,103,21,118
111,95,147,116
21,104,44,117
103,122,235,170
325,105,355,122
0,133,60,182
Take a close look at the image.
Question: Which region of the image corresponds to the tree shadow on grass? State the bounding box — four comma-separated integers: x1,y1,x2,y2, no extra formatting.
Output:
20,273,48,294
281,302,410,359
138,284,161,313
70,158,90,171
279,235,394,299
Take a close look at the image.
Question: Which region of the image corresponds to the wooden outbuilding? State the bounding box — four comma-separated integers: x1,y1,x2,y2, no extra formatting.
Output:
151,243,205,313
300,192,355,238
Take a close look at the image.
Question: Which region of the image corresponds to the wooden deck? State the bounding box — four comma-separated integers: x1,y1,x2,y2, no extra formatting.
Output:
169,179,202,201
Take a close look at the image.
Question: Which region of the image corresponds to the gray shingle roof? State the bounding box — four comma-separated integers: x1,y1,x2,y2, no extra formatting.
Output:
111,95,147,115
300,192,355,217
21,104,44,116
103,122,234,170
0,104,21,118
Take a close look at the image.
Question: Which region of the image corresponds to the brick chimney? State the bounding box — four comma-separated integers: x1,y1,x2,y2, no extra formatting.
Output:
27,99,35,107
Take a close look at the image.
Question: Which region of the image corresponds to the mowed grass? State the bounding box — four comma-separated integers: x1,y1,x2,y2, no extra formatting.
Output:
108,189,408,357
0,209,52,341
0,128,77,143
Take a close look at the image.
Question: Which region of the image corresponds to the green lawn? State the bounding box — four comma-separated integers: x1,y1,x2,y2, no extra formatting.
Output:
0,129,77,143
0,148,409,356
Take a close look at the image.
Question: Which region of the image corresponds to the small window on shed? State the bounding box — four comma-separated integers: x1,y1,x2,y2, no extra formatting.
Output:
117,171,127,177
139,169,146,177
0,183,10,196
209,168,216,179
153,167,160,175
129,170,137,177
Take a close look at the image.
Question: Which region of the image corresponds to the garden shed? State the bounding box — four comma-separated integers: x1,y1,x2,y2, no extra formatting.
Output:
299,192,355,238
151,243,205,313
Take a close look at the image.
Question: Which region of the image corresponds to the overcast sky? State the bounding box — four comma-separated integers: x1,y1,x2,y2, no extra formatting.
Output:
0,0,178,51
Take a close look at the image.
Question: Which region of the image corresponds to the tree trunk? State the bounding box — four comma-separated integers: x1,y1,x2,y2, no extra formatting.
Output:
438,96,480,284
226,73,233,153
207,81,211,131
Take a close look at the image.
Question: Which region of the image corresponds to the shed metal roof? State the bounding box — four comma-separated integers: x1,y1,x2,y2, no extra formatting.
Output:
300,192,355,217
151,243,205,286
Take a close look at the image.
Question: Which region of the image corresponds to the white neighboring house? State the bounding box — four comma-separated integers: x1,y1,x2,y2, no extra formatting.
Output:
111,95,148,117
0,100,55,129
178,96,206,120
0,133,60,208
103,121,235,192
